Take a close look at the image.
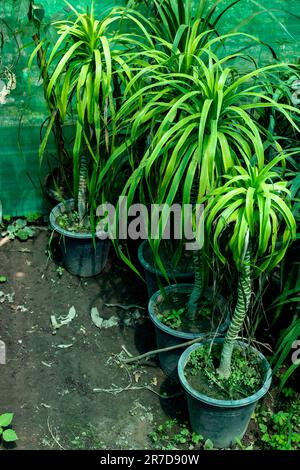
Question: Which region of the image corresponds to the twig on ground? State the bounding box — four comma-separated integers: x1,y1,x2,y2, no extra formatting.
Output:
47,416,65,450
5,248,32,253
121,344,133,357
119,333,216,364
94,361,182,399
104,303,146,311
93,384,183,399
0,236,10,247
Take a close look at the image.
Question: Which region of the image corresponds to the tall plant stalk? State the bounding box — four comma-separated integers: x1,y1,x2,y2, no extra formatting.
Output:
187,250,205,319
78,156,88,227
217,233,252,378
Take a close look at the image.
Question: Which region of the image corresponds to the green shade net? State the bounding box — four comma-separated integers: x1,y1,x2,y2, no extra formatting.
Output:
0,0,122,217
0,0,299,216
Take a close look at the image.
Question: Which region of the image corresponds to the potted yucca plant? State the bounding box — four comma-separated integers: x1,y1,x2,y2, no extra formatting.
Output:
32,2,139,276
106,0,264,293
102,27,299,372
177,154,296,448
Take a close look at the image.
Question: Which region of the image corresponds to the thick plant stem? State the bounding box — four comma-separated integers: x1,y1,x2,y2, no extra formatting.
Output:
217,241,252,379
78,156,88,227
187,249,204,320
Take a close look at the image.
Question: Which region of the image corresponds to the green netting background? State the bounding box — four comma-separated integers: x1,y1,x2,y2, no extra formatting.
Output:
0,0,300,216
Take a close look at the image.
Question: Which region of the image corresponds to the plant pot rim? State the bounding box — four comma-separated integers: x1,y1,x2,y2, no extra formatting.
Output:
138,240,194,278
49,199,107,240
178,339,272,408
148,284,230,340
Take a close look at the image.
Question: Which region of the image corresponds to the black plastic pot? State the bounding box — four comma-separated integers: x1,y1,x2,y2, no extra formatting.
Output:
148,284,230,378
178,339,272,448
50,200,110,277
138,240,194,298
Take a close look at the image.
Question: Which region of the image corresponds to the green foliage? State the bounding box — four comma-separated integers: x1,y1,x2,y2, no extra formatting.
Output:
55,266,64,278
234,437,254,450
0,413,18,445
56,211,86,233
255,401,300,450
204,157,296,273
29,1,145,222
99,2,299,281
137,0,246,62
186,343,263,400
1,218,36,241
107,45,298,211
203,155,296,376
281,386,297,399
149,397,300,451
157,307,185,329
157,301,212,330
149,419,205,450
0,276,7,283
203,438,214,450
98,1,299,382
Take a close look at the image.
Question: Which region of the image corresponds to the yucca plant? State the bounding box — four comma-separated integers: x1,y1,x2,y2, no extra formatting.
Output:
124,0,280,79
100,39,299,281
204,154,296,378
105,42,300,204
30,1,141,228
136,0,243,56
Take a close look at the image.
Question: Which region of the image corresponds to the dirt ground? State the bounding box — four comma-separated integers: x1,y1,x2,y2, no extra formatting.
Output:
0,230,185,450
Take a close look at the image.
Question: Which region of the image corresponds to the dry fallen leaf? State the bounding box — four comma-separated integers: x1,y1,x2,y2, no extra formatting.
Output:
51,306,76,333
151,377,158,387
133,371,142,383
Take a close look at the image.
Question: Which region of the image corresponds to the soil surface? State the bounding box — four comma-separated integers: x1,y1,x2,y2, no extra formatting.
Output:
0,230,186,450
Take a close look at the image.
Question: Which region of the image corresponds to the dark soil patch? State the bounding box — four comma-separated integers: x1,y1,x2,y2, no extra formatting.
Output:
0,230,291,450
0,230,184,450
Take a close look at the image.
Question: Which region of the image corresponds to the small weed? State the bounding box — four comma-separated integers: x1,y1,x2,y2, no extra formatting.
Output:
149,419,206,450
281,386,297,399
234,437,254,450
63,423,106,450
56,212,88,233
56,266,64,278
0,413,18,446
157,308,185,329
157,297,218,331
254,400,300,450
1,218,36,241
